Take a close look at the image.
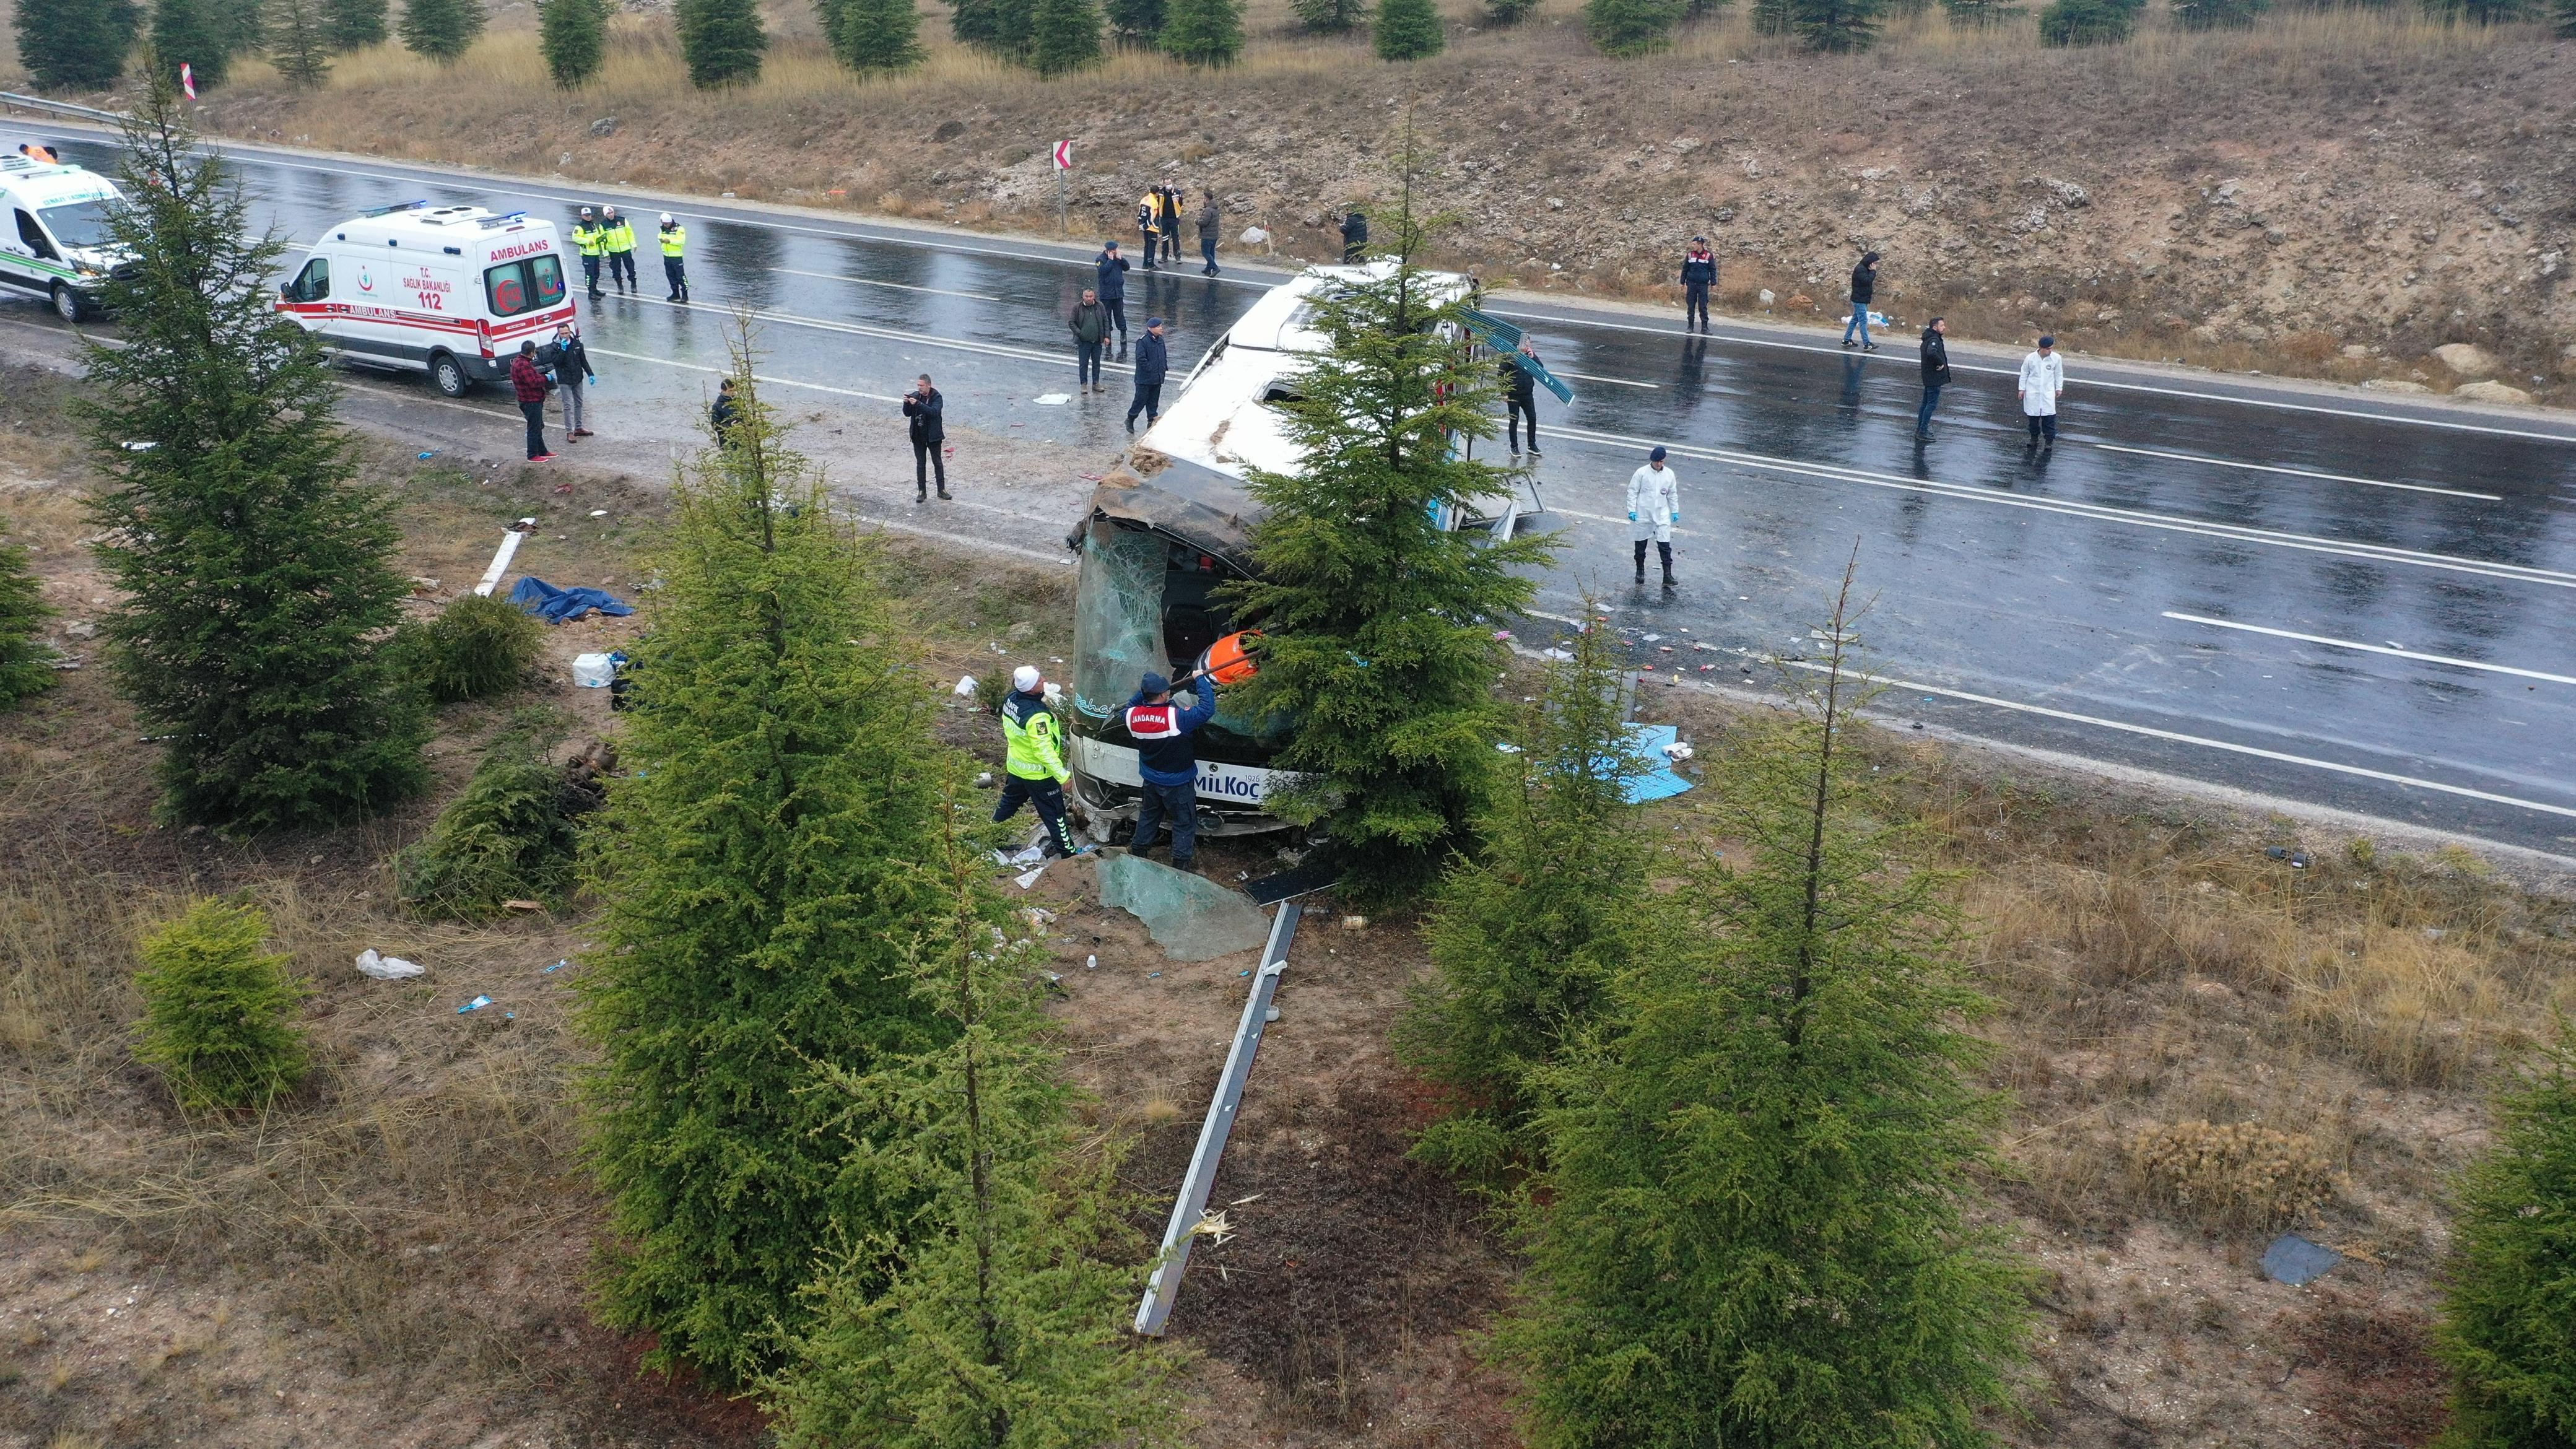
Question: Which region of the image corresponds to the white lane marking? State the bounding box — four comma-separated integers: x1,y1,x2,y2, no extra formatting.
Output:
2094,443,2500,501
2162,611,2576,686
583,345,902,401
1549,368,1658,389
768,266,998,301
611,292,1123,374
1488,306,2576,445
1541,421,2576,591
1782,660,2576,822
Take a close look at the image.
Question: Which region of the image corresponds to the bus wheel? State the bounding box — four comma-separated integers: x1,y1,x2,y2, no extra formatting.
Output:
50,284,84,323
429,352,470,398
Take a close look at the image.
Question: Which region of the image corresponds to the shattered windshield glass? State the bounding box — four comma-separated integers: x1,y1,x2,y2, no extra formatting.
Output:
1073,521,1165,723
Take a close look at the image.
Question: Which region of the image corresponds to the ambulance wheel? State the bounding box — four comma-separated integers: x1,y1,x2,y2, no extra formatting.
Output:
50,283,84,323
429,352,470,398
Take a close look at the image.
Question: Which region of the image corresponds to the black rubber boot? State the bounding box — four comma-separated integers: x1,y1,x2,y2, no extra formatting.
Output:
1633,540,1647,583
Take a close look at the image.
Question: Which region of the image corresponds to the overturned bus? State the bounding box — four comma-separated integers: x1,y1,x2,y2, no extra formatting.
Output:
1064,263,1568,835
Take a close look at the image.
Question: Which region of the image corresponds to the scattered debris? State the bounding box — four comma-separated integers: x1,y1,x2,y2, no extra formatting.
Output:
2262,1232,2342,1286
456,993,495,1013
2264,845,2313,869
954,674,980,697
355,949,425,980
501,899,544,912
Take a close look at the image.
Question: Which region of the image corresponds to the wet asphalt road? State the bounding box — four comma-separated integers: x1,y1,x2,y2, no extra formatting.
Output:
15,132,2576,861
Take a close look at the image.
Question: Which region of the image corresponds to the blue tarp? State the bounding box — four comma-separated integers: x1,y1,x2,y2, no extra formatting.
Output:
2261,1232,2341,1286
507,576,633,624
1622,724,1694,804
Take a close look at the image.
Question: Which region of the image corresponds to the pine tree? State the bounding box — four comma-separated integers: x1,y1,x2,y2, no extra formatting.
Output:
131,897,311,1113
949,0,1033,52
1584,0,1685,53
14,0,141,90
762,809,1190,1448
1027,0,1102,72
1749,0,1791,32
1938,0,2019,24
1792,0,1885,50
398,0,482,58
1492,573,2033,1449
576,339,970,1388
1288,0,1365,28
1219,181,1549,905
827,0,922,69
537,0,607,85
267,0,331,83
153,0,237,84
1372,0,1441,57
82,80,426,833
321,0,385,50
0,531,56,710
677,0,765,84
2435,1020,2576,1445
2035,0,2131,42
211,0,266,56
1395,603,1659,1181
1103,0,1162,43
1158,0,1240,65
2170,0,2263,27
2557,0,2575,38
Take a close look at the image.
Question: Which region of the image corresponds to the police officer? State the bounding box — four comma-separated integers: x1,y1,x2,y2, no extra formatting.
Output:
573,207,606,300
1680,236,1717,333
995,665,1084,858
1122,669,1214,870
657,213,689,302
601,204,638,295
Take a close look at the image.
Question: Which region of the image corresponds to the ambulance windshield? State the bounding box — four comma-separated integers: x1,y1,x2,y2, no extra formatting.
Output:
38,199,123,250
483,254,566,316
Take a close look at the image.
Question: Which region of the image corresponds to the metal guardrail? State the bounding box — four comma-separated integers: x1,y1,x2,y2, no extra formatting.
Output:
0,91,129,124
1133,900,1302,1336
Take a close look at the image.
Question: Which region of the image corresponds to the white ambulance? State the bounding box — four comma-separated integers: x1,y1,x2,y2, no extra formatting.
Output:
276,201,575,397
0,147,136,322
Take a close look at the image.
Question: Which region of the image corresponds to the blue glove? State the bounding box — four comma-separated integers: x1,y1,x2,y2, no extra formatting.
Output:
1628,510,1637,521
1672,512,1681,523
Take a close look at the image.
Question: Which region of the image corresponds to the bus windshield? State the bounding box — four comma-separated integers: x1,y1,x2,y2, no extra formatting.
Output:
1073,521,1165,724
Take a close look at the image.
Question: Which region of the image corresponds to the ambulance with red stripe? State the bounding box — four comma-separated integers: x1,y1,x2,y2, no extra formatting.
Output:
275,202,574,398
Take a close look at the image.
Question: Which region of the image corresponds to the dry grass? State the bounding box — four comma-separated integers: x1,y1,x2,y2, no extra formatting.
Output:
2128,1118,2339,1230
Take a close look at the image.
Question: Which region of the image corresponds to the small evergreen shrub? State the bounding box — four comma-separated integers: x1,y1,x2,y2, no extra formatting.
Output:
1104,0,1163,40
409,591,544,703
2436,1025,2576,1445
398,744,586,918
1288,0,1364,28
268,0,332,84
0,536,57,709
1486,0,1539,21
132,898,311,1113
1159,0,1240,64
153,0,239,85
537,0,606,85
397,0,482,58
824,0,921,68
677,0,766,84
1029,0,1103,71
1372,0,1442,56
2037,0,2135,43
1585,0,1686,53
2171,0,2264,27
2130,1120,2336,1229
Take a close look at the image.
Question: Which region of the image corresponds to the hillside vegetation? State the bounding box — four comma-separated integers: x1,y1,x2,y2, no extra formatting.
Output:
20,0,2571,400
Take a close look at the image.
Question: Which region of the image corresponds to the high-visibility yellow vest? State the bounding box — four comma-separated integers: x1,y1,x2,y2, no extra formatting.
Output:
658,224,685,258
1136,193,1161,234
604,220,635,253
572,224,604,257
1000,692,1068,783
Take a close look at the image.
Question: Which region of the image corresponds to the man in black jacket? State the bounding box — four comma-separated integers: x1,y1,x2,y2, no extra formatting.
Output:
903,374,949,501
1680,237,1717,333
1095,242,1130,355
1339,211,1368,264
1842,250,1881,351
1126,319,1168,432
1501,339,1542,456
1069,288,1112,393
1916,316,1951,441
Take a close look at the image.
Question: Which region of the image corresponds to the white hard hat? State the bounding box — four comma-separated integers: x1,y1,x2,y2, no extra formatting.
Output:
659,212,673,224
1012,664,1042,693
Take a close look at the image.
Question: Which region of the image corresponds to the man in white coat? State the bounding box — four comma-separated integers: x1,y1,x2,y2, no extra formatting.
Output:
1628,446,1681,588
2019,334,2065,447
